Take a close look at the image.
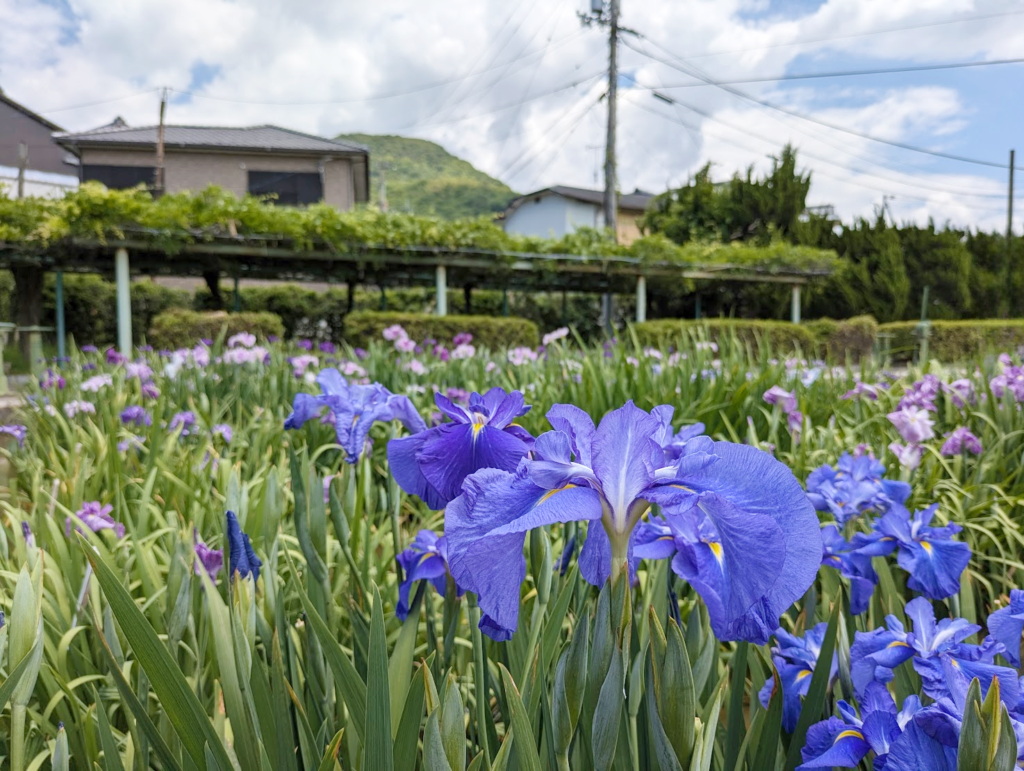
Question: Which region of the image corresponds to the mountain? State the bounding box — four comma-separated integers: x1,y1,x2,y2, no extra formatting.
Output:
337,133,517,220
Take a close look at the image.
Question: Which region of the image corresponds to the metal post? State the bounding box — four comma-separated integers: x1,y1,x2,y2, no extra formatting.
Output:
635,275,647,323
115,247,132,356
790,284,801,324
603,0,619,241
55,271,66,360
435,265,448,316
695,294,702,320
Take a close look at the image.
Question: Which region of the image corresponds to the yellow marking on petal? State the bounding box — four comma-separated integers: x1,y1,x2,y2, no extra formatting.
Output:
352,413,360,426
835,729,864,742
950,658,960,668
669,484,695,492
920,541,933,554
887,641,910,649
472,421,486,437
796,670,813,681
708,541,723,562
538,484,576,505
417,552,434,566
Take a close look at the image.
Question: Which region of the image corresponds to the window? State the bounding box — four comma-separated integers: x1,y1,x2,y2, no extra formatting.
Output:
247,170,322,205
82,165,155,190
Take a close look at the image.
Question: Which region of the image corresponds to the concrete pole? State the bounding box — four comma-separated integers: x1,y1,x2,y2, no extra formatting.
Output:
435,265,448,316
790,284,802,324
635,275,647,323
115,248,132,355
55,271,66,360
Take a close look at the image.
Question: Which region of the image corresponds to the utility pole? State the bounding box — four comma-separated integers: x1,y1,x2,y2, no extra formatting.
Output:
604,0,619,243
15,141,27,199
154,87,168,194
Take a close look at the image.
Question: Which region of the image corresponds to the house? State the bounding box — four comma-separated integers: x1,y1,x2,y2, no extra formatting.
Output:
0,88,78,197
55,121,370,208
501,185,654,245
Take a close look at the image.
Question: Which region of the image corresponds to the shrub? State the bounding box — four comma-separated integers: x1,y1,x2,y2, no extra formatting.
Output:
806,315,878,361
148,309,284,349
633,318,816,353
878,319,1024,362
343,311,539,350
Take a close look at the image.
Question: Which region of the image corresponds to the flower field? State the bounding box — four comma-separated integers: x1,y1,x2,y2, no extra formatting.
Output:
1,326,1023,770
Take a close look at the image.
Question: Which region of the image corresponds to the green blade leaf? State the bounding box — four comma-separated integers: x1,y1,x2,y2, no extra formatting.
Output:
393,655,429,771
752,667,784,771
317,729,345,771
366,583,394,771
80,534,232,771
94,687,127,771
592,645,624,771
784,602,839,771
497,664,543,771
724,641,748,771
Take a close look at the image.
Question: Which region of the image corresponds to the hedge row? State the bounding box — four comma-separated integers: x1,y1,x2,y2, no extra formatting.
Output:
633,318,818,354
878,319,1024,362
342,311,539,350
148,309,284,349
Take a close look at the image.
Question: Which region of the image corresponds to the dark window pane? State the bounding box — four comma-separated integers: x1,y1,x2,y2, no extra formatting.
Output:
82,165,155,190
247,170,322,205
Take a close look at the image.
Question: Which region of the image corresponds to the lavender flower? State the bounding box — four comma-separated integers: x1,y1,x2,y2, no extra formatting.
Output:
117,435,145,453
383,324,407,342
81,374,113,392
889,442,922,470
194,528,224,580
120,405,152,428
842,381,879,401
940,427,983,456
81,345,98,353
0,424,27,447
170,411,197,436
41,369,65,390
64,401,96,418
66,501,125,539
318,341,337,354
763,385,797,413
21,521,34,547
125,362,153,380
141,382,160,400
451,343,476,360
542,327,570,346
887,407,935,444
212,424,233,443
227,332,256,348
106,348,128,365
943,378,974,408
508,347,538,366
452,332,473,346
898,374,940,411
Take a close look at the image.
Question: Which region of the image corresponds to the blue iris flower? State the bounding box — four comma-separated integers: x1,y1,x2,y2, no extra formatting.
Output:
387,387,533,510
285,369,427,463
395,530,458,621
868,503,972,600
883,720,958,771
445,401,821,642
805,452,910,526
820,524,878,615
850,597,980,696
226,510,262,582
798,682,909,770
988,589,1024,667
758,623,838,733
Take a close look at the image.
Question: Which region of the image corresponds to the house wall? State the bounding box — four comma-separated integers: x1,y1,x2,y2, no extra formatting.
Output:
79,148,357,209
502,195,575,238
0,101,68,174
617,210,644,245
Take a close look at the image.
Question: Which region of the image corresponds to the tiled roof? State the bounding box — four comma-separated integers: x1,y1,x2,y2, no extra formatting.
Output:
507,185,655,213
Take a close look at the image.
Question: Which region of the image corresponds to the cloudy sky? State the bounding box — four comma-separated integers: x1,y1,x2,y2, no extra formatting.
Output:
1,0,1021,231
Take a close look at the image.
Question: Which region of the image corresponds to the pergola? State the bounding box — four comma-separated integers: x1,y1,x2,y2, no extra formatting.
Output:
0,235,829,356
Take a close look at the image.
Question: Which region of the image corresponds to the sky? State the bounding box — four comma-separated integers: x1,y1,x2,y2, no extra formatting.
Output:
1,0,1021,231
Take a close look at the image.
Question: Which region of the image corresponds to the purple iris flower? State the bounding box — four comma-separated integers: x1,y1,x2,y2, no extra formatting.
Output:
446,401,821,643
763,385,798,413
866,503,971,600
943,378,975,408
226,510,261,581
820,525,877,615
798,682,908,770
652,411,706,460
988,589,1024,667
940,427,983,456
194,528,224,580
849,597,979,697
81,345,99,353
387,387,533,510
884,719,957,771
0,424,28,447
898,374,940,411
805,452,910,526
21,521,34,547
121,405,152,428
887,407,935,444
758,623,838,732
296,339,313,351
141,382,160,400
106,348,128,365
318,341,337,354
841,381,879,401
395,530,459,621
285,369,426,463
66,501,125,539
212,424,233,443
170,411,197,436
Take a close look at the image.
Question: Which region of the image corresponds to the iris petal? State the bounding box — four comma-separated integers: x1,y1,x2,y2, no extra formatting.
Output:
546,404,596,467
897,539,971,600
418,423,531,503
387,434,448,511
589,401,660,525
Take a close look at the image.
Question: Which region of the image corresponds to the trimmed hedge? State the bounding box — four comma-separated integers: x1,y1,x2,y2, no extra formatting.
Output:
878,319,1024,362
634,318,816,353
149,309,284,349
343,311,539,350
805,315,878,361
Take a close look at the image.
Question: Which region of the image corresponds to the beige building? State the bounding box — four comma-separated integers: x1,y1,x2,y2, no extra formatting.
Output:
56,120,369,208
501,185,653,246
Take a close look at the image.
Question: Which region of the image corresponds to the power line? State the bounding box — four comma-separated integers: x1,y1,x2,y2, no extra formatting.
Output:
647,57,1024,89
37,89,159,114
498,91,603,181
675,9,1024,61
519,99,600,190
625,34,1024,172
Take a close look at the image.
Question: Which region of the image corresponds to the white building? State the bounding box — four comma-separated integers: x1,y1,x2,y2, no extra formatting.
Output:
501,185,653,245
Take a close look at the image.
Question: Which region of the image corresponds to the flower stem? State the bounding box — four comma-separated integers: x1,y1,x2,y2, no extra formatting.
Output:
468,595,492,768
11,704,25,771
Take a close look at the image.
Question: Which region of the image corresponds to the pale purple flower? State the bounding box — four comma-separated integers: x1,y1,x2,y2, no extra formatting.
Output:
290,354,319,378
445,388,470,405
395,337,417,353
991,365,1024,401
787,410,804,436
67,501,125,538
341,360,367,378
407,359,427,375
170,411,197,436
943,378,975,408
354,347,368,359
695,341,718,353
898,374,941,411
485,361,498,373
842,381,879,401
106,348,127,365
141,382,160,399
125,362,153,380
120,405,151,427
64,400,96,418
542,327,570,346
296,339,314,351
193,528,224,580
451,343,476,360
21,521,33,547
81,374,113,392
318,341,337,354
0,424,27,447
889,442,922,470
117,435,145,453
763,385,798,414
41,369,65,390
434,346,450,362
508,347,538,366
383,324,408,342
941,427,983,456
227,332,256,348
212,424,233,443
626,356,640,367
887,407,935,444
81,345,98,353
453,332,473,346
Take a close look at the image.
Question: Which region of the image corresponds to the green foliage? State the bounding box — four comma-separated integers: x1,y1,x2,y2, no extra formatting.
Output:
343,310,539,349
879,319,1024,362
805,314,878,360
337,133,517,219
634,318,817,354
148,308,284,348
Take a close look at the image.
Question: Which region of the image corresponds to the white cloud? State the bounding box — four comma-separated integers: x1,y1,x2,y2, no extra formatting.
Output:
0,0,1017,230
